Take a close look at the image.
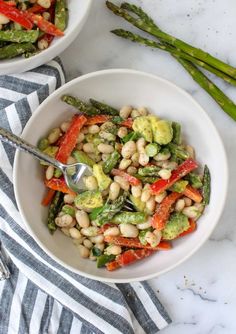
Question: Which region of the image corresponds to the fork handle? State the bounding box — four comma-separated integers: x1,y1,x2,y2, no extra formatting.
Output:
0,127,63,170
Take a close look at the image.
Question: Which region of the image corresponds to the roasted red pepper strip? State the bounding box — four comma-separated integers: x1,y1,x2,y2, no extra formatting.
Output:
27,4,44,13
45,178,76,196
106,249,155,271
27,13,64,36
178,219,196,237
111,169,141,186
0,1,33,29
86,115,110,125
183,185,202,203
104,235,172,250
151,192,182,230
150,158,198,195
121,118,133,128
56,114,87,164
41,188,55,206
4,1,16,6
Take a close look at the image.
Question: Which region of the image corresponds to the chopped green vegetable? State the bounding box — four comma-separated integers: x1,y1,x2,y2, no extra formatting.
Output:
134,174,159,184
40,146,58,166
92,247,103,257
73,150,95,168
121,131,141,144
111,116,124,124
138,229,151,245
75,191,103,211
38,138,49,151
111,211,147,224
186,172,203,189
89,98,119,116
102,150,120,174
62,205,75,217
133,116,153,142
138,165,160,176
145,143,160,157
54,169,63,178
47,191,64,233
170,180,188,193
202,165,211,205
97,254,116,268
162,213,190,240
93,164,112,191
168,143,189,160
172,122,182,145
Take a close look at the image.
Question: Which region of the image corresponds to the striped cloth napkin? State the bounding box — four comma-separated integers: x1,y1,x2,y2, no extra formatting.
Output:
0,58,171,334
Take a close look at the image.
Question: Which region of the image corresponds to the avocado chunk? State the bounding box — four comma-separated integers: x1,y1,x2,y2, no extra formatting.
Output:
152,119,173,145
93,164,112,191
170,180,188,193
75,191,103,211
162,213,190,240
132,116,153,142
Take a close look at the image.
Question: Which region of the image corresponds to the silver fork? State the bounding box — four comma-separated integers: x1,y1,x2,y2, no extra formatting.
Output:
0,243,10,280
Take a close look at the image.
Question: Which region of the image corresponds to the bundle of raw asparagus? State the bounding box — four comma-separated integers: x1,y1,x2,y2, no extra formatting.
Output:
106,1,236,121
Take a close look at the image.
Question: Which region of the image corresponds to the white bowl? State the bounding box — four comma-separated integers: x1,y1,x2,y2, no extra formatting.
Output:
0,0,92,75
13,69,228,283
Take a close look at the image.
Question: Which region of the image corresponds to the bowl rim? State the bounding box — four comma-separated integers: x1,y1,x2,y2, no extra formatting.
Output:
0,0,92,74
13,68,229,283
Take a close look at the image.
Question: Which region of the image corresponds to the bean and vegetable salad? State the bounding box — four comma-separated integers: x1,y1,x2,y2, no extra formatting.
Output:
38,96,211,271
0,0,67,60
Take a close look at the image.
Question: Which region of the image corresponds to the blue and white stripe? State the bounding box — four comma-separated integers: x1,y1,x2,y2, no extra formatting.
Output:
0,58,171,334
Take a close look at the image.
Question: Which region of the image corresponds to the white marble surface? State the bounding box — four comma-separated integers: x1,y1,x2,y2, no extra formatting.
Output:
61,0,236,333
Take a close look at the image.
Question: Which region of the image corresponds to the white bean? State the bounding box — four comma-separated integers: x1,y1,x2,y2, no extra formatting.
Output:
182,206,200,219
55,214,73,227
84,176,98,191
45,165,54,180
38,39,49,50
146,196,156,213
137,219,152,230
80,226,99,237
145,231,160,247
162,161,178,171
131,109,141,118
186,145,195,159
42,11,50,20
153,230,162,244
83,239,93,249
131,184,142,198
138,107,148,116
114,176,130,191
61,228,70,237
106,245,122,256
121,141,136,159
0,14,10,25
158,169,172,180
69,228,82,240
90,235,104,244
120,224,139,238
104,227,120,237
120,105,132,119
154,151,171,161
141,188,151,202
37,0,51,8
48,127,61,144
78,245,90,258
88,125,100,134
64,194,76,204
97,143,114,154
81,127,88,134
194,203,204,213
183,197,192,207
119,159,132,170
109,182,121,201
127,166,137,175
175,199,185,212
87,153,102,163
89,251,97,261
131,152,140,167
101,153,110,161
60,121,71,132
136,137,146,153
83,143,95,153
75,210,90,228
117,127,128,138
155,191,167,203
67,156,76,164
95,243,105,252
77,132,85,143
139,152,149,166
99,131,116,141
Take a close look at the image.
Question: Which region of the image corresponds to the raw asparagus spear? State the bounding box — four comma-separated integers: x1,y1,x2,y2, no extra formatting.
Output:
202,165,211,205
0,30,39,43
47,191,64,233
61,95,101,116
111,29,236,87
89,98,119,115
106,1,236,79
0,42,36,60
55,0,68,32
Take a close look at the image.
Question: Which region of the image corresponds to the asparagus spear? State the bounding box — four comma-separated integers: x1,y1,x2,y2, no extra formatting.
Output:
111,29,236,121
0,42,36,59
111,211,147,224
47,191,64,233
89,98,119,115
111,29,236,87
0,30,39,43
202,165,211,205
106,1,236,79
55,0,68,32
172,122,182,145
61,95,101,116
